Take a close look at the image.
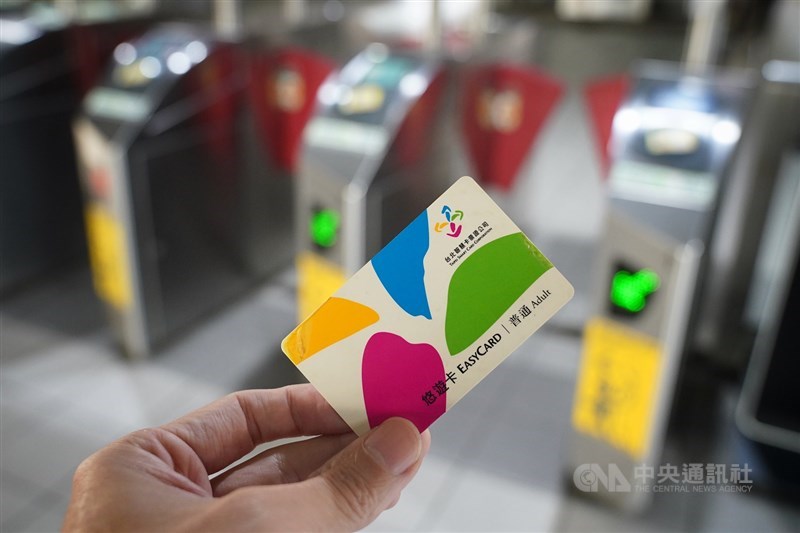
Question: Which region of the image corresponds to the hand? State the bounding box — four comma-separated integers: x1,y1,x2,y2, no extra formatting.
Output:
63,384,430,532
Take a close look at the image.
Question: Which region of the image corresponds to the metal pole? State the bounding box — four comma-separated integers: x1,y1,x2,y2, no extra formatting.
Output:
53,0,79,20
683,0,728,72
283,0,307,28
472,0,493,50
426,0,443,53
214,0,243,39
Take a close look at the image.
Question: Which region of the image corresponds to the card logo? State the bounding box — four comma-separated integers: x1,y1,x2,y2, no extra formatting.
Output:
434,205,463,238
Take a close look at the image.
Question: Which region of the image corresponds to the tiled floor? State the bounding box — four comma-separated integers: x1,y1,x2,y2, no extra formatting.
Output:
3,267,799,532
0,264,563,532
0,269,571,533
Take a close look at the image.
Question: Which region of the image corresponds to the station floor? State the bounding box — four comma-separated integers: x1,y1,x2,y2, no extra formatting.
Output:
2,14,799,533
2,263,799,532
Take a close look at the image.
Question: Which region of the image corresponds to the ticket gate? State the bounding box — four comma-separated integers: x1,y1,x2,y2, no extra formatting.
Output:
295,44,451,320
0,13,82,293
74,25,294,358
566,61,751,511
735,56,800,484
736,135,800,483
0,8,151,294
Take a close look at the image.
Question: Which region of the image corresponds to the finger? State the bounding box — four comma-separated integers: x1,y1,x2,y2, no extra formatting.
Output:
239,418,429,531
307,426,432,481
213,427,430,498
373,428,431,513
314,418,430,526
161,384,351,474
211,433,357,496
195,420,431,532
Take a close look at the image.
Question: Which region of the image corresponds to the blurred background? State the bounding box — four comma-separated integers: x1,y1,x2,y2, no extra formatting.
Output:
1,0,799,531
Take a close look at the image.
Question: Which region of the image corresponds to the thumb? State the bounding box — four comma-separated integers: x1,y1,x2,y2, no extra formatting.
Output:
301,417,428,531
203,419,428,531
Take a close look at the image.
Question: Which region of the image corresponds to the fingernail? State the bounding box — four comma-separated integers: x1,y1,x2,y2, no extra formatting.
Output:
364,418,421,475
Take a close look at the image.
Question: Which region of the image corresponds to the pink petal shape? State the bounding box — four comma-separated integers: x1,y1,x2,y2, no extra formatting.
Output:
362,332,445,432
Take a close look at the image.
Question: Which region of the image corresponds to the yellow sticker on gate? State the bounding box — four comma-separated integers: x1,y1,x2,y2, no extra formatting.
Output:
572,317,661,460
84,203,132,310
297,251,346,321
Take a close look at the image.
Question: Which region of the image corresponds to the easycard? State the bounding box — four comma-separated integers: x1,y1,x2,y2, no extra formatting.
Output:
282,176,574,435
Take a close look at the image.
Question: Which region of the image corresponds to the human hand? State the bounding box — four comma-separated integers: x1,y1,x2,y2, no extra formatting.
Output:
63,384,430,532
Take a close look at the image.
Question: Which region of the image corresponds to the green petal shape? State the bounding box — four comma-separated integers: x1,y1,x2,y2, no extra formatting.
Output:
445,232,552,355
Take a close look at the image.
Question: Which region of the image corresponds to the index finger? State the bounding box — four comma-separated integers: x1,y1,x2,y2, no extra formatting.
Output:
161,384,351,474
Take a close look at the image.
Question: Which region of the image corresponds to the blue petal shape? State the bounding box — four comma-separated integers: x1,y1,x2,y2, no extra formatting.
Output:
371,212,432,319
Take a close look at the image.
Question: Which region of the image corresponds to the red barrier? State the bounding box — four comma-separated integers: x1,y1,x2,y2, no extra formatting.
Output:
461,63,563,191
249,48,334,173
583,73,630,178
67,21,150,97
187,44,241,164
393,68,447,168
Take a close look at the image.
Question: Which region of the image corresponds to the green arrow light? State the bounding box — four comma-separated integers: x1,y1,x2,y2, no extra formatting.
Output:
610,268,660,313
310,209,340,248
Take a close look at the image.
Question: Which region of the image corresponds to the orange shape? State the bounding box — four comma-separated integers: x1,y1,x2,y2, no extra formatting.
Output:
282,297,379,365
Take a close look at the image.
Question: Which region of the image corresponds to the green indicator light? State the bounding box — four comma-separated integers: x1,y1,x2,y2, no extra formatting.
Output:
310,209,340,248
610,268,660,313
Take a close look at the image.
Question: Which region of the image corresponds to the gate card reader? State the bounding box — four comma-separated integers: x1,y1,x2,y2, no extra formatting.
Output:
567,61,750,511
607,62,749,243
283,177,574,435
570,213,702,511
296,44,451,320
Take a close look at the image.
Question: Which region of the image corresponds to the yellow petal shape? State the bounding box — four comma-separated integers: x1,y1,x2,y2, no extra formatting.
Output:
282,297,380,365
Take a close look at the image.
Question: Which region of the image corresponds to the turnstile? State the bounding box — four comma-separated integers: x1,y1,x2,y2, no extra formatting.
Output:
735,68,800,484
732,1,800,486
74,25,293,357
295,44,451,320
0,7,151,294
0,12,81,293
736,138,800,483
567,61,751,511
